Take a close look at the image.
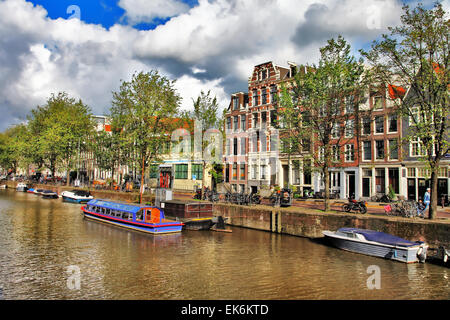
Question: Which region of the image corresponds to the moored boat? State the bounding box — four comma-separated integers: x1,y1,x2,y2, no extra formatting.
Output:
33,188,44,195
41,190,59,199
61,190,93,203
323,227,428,263
82,199,183,235
16,183,28,192
0,184,7,189
161,200,217,230
27,188,35,193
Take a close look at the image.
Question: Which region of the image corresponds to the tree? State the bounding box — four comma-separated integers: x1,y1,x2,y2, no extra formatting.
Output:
0,124,29,175
182,90,222,190
27,92,94,181
279,36,368,211
111,70,181,203
361,3,449,219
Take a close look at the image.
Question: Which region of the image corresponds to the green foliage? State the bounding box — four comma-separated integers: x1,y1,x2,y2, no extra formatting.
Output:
26,92,94,177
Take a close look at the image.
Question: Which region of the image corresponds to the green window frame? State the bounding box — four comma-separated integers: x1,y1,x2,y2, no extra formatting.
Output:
175,164,188,179
191,164,203,180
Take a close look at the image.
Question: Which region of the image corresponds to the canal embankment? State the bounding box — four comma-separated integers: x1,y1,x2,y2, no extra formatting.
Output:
6,180,450,248
213,203,450,248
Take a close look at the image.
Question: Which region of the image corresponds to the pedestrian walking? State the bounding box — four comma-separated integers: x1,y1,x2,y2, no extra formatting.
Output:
423,187,431,218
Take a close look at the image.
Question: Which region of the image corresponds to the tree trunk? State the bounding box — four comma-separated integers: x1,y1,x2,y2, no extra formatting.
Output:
429,166,438,219
324,166,330,212
139,154,145,204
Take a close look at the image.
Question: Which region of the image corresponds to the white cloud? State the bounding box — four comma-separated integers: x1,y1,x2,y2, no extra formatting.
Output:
118,0,190,24
0,0,413,131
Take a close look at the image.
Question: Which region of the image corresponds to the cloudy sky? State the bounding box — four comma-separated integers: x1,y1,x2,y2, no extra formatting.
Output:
0,0,447,131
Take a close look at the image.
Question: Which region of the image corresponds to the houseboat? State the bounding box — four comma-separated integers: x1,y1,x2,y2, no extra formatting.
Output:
16,183,28,192
61,190,93,203
33,188,44,195
161,200,217,230
323,227,428,263
81,199,183,235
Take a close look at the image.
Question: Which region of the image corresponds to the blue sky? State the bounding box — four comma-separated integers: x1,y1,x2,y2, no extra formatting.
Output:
0,0,447,131
28,0,198,29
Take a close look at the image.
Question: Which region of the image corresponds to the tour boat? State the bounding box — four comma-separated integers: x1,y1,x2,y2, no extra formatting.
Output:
81,199,184,235
61,190,93,203
323,227,428,263
16,183,28,192
41,190,59,199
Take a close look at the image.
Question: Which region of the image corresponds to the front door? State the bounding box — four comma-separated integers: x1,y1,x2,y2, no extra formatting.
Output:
347,172,355,198
407,178,416,201
362,177,371,198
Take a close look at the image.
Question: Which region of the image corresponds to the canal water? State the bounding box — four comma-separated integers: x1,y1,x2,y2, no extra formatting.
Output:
0,189,448,300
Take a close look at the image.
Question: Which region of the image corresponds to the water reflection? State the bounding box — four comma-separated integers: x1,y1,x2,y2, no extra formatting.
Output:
0,189,448,300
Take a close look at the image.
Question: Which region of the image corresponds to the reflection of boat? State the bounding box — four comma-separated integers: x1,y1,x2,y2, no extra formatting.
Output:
16,183,28,192
323,228,428,263
82,199,183,235
61,190,93,203
41,190,59,199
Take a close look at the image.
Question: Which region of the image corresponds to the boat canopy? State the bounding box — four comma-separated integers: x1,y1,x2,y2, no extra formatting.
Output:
338,228,420,247
87,199,162,215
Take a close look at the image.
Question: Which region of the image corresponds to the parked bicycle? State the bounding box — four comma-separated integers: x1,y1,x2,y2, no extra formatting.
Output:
370,193,392,203
384,200,417,218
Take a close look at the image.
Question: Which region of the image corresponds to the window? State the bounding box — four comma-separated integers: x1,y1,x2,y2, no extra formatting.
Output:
373,96,382,110
260,165,267,180
252,89,258,106
331,123,340,138
407,168,416,177
175,164,188,179
388,114,397,132
227,117,232,130
345,144,355,162
388,139,398,160
240,164,245,180
363,141,372,161
240,137,246,155
261,69,267,80
302,138,311,153
375,116,384,134
375,169,385,193
240,115,246,131
252,113,258,127
410,137,424,157
270,110,277,126
233,138,238,156
226,139,230,155
261,111,267,125
318,146,325,162
191,164,203,180
345,95,355,114
261,88,267,105
232,163,237,180
270,85,277,104
332,145,340,162
375,140,384,160
252,165,257,179
233,116,238,132
362,117,371,135
233,97,239,110
345,120,354,138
